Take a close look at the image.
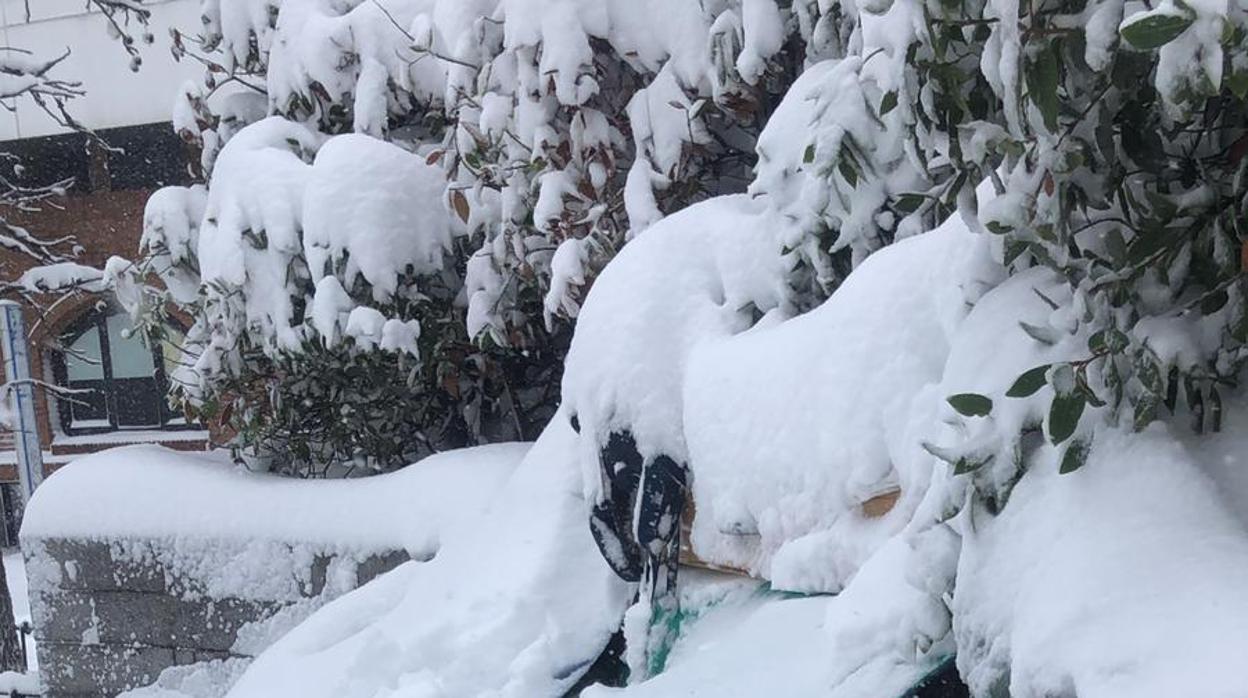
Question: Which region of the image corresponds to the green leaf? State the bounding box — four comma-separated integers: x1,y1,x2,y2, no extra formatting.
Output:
838,159,859,187
954,452,995,475
1032,288,1060,310
1228,71,1248,100
1003,239,1028,264
1120,11,1194,50
1210,385,1223,432
879,90,899,116
1133,395,1160,431
1006,364,1051,398
1048,392,1086,444
1025,43,1060,132
895,193,925,214
948,393,994,417
1088,327,1128,354
1200,290,1229,315
803,144,816,164
1019,321,1061,345
1059,438,1090,474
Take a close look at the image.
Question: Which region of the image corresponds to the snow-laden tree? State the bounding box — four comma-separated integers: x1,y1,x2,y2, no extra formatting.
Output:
765,0,1248,489
137,0,814,473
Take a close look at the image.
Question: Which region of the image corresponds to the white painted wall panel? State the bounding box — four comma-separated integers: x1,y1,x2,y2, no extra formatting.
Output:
0,0,203,140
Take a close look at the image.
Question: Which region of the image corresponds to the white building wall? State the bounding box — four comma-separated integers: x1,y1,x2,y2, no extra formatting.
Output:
0,0,204,141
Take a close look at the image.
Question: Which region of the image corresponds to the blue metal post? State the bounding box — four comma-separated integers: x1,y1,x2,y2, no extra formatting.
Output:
0,301,43,502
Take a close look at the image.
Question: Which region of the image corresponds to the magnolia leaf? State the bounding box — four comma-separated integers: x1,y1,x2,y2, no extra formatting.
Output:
895,193,925,213
1019,321,1061,345
1121,11,1194,50
1088,327,1128,354
1006,364,1051,398
838,159,859,187
954,451,995,475
880,90,899,116
948,393,994,417
1025,44,1060,132
451,189,471,223
1059,438,1090,474
1210,385,1223,432
1048,392,1086,444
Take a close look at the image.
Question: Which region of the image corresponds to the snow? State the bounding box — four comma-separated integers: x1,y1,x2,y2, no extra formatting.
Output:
562,193,793,484
303,134,453,305
0,669,38,696
683,215,997,591
21,443,525,559
4,551,30,632
225,415,629,698
196,117,323,353
11,263,106,295
587,540,949,697
142,185,207,305
119,658,250,698
926,268,1248,697
3,549,34,679
952,424,1248,698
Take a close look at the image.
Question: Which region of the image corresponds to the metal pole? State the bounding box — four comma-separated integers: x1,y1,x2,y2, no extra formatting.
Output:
0,302,43,502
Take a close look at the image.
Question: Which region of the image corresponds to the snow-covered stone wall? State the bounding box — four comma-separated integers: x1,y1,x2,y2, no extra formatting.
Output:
25,537,409,697
17,443,527,697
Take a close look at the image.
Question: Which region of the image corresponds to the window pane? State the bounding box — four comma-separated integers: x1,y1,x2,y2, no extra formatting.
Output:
161,324,188,376
105,313,156,379
65,326,104,381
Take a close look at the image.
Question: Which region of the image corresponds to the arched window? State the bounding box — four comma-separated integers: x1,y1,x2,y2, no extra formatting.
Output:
51,307,187,434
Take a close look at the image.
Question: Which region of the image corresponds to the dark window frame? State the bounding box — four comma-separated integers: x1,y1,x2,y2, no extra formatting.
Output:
50,306,193,436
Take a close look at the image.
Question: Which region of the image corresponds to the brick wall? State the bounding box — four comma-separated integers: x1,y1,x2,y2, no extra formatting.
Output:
2,189,212,475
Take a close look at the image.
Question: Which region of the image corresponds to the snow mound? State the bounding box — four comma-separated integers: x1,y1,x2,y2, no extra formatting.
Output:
954,424,1248,698
587,539,949,697
684,213,995,591
933,271,1248,697
304,134,453,304
226,415,629,698
562,193,793,488
21,443,524,559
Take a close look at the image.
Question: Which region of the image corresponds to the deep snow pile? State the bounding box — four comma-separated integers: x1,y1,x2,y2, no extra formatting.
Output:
219,186,1248,697
602,237,1248,696
585,540,949,698
683,214,996,591
562,192,793,473
927,266,1248,697
225,417,628,697
21,443,523,559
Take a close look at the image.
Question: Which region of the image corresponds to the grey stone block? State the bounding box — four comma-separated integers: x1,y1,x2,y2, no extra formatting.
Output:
175,597,277,652
32,591,95,644
90,592,177,647
39,641,174,697
306,554,332,598
35,539,164,594
89,591,278,652
357,549,410,586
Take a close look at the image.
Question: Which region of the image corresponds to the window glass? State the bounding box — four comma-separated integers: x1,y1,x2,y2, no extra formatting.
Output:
160,324,188,377
65,325,104,381
105,312,156,379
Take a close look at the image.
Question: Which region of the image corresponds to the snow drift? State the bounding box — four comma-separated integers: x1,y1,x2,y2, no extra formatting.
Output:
226,417,629,698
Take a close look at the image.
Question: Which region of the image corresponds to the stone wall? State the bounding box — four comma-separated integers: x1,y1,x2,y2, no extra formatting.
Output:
24,536,410,697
